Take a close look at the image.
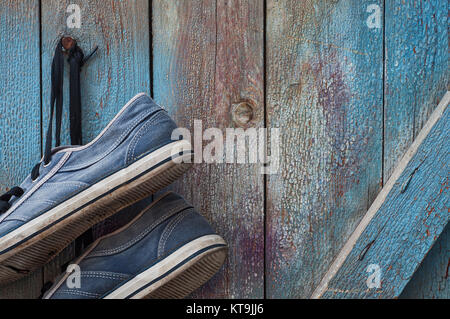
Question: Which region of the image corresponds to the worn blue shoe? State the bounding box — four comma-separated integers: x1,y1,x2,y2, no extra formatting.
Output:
0,93,192,284
43,192,227,299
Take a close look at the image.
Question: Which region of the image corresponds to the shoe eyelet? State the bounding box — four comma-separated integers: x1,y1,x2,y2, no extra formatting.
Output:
31,176,38,183
43,160,52,168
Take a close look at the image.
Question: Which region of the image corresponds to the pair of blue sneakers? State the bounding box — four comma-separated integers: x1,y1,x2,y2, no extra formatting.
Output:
0,93,227,299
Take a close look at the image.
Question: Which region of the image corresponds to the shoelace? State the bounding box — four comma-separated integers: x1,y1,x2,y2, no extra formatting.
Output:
0,38,97,215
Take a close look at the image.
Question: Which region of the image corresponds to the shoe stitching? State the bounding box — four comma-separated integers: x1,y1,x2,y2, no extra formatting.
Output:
80,271,130,279
55,93,148,154
125,111,163,165
62,107,159,171
128,111,164,164
2,216,29,223
125,111,165,165
0,152,72,221
40,181,89,189
56,289,102,298
3,199,59,222
80,273,130,281
157,209,193,258
89,204,189,256
88,204,192,257
22,199,58,205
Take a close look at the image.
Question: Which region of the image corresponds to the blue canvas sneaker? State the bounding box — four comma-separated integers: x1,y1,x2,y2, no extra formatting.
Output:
43,192,227,299
0,93,192,284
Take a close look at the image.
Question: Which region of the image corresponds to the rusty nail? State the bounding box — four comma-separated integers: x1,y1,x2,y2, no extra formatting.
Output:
61,36,77,51
358,239,375,261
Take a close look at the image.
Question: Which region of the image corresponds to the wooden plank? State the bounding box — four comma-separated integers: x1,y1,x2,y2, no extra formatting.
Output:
153,0,265,298
400,224,449,299
384,0,449,298
314,92,450,299
40,0,150,288
42,244,75,290
266,0,383,298
0,0,43,299
384,0,448,180
0,270,42,299
41,0,150,147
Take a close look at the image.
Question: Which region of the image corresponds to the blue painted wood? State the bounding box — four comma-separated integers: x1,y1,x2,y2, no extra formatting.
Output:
401,224,449,299
266,0,384,298
41,0,151,147
0,0,446,299
384,0,449,298
0,0,43,298
0,1,41,193
321,102,449,298
153,0,265,298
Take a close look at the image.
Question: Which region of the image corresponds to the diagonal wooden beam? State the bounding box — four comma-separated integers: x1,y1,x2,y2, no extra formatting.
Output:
312,91,450,299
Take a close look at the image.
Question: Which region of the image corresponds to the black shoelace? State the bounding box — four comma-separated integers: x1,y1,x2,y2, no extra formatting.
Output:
0,38,97,215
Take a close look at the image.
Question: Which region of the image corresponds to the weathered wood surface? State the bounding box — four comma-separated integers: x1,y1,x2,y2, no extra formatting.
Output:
384,0,448,180
0,0,43,299
41,0,150,148
40,0,150,295
384,0,449,299
315,95,449,298
153,0,265,298
0,1,41,206
266,0,383,298
0,0,448,299
401,223,449,299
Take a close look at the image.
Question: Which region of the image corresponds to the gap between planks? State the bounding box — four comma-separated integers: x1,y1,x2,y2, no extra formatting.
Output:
311,91,450,299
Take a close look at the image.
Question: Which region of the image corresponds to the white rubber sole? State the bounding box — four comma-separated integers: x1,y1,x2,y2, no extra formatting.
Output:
0,140,192,284
104,234,227,299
